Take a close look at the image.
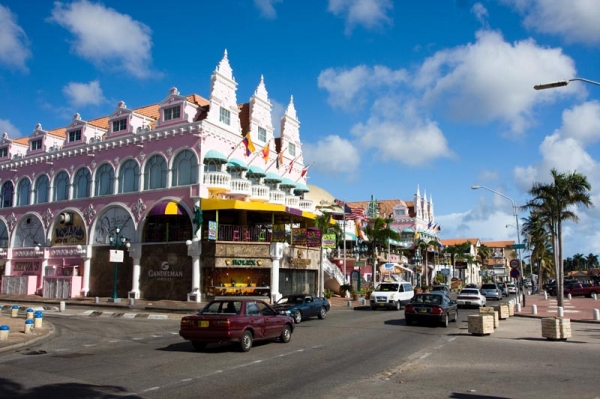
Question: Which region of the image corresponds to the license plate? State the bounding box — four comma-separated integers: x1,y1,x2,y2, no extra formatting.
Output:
378,303,385,307
419,308,427,313
466,301,471,305
199,320,209,328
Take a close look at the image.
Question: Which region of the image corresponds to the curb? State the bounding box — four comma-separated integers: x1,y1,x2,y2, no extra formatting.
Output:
0,321,55,354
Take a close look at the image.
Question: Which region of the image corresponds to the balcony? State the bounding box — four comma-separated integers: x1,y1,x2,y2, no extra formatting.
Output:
299,199,314,212
269,190,286,205
204,171,231,194
228,178,252,198
285,195,300,208
251,184,270,202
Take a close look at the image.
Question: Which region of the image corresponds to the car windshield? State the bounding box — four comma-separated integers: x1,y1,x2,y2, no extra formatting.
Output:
199,301,242,315
375,283,399,292
413,294,442,304
276,296,302,304
460,289,479,295
481,284,496,289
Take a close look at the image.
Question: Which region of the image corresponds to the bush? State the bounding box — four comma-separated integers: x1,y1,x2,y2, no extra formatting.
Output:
324,289,334,299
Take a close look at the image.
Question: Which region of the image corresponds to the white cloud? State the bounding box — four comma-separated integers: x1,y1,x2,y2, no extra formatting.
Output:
0,4,31,72
503,0,600,45
0,119,22,138
559,101,600,145
471,3,490,29
302,135,360,174
317,65,408,110
415,29,577,136
62,80,106,107
254,0,282,19
327,0,393,34
48,0,156,79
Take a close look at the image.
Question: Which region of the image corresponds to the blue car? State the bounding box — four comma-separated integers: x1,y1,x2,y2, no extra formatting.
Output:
272,294,330,324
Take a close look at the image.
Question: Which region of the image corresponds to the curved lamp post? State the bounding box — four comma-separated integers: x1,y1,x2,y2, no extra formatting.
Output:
108,226,130,303
534,77,600,90
471,185,524,304
353,239,369,291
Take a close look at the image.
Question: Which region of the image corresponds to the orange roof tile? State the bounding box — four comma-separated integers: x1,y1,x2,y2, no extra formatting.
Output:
440,238,479,246
480,240,515,248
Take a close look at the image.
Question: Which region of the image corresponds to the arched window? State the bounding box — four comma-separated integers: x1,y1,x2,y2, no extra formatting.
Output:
204,160,221,172
172,149,198,186
34,175,49,204
1,181,14,208
144,154,167,190
95,163,115,196
53,171,70,201
17,179,31,206
73,167,91,199
118,159,139,193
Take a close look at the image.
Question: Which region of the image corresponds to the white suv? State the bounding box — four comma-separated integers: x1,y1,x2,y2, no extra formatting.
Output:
480,283,502,301
370,282,414,310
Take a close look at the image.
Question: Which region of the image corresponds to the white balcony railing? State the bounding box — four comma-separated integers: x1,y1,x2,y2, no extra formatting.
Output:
285,195,300,208
251,184,270,202
269,190,286,205
228,178,252,197
203,171,231,193
299,199,314,212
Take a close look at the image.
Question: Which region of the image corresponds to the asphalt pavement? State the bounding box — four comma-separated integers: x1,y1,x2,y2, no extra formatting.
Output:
0,291,598,353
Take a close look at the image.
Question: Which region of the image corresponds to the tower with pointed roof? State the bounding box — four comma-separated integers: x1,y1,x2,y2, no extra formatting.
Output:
207,50,242,135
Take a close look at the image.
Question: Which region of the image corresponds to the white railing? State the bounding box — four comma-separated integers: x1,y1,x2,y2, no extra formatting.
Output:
203,172,231,193
228,178,252,197
322,252,345,286
251,185,270,202
285,195,300,208
269,190,286,205
299,199,314,212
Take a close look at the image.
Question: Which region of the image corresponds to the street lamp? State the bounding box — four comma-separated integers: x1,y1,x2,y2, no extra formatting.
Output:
108,226,130,303
353,240,369,291
413,248,422,287
534,77,600,90
472,185,524,304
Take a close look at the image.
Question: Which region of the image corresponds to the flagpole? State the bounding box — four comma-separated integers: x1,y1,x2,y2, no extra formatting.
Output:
295,161,315,182
248,138,272,164
226,138,244,160
265,146,287,172
343,199,347,284
286,154,301,175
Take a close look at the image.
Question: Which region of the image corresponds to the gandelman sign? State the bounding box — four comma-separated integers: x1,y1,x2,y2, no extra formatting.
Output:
148,262,183,281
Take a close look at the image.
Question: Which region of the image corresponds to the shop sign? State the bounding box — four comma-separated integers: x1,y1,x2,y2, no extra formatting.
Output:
289,249,311,269
147,262,184,281
306,228,321,247
323,234,336,249
13,261,40,273
225,259,264,266
208,221,217,240
292,228,307,246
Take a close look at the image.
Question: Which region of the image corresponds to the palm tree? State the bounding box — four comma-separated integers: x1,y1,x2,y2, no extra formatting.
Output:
587,253,599,271
522,211,553,286
363,217,400,285
573,253,585,271
477,244,491,274
523,169,593,307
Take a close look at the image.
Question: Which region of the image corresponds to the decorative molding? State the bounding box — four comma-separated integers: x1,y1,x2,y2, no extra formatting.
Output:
51,248,84,257
43,208,54,228
91,160,96,169
139,151,146,161
132,198,146,221
166,147,173,157
7,213,17,232
84,204,96,225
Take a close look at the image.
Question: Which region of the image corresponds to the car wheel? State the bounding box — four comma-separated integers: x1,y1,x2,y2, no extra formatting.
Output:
318,307,327,319
395,301,401,311
405,317,414,326
279,325,292,343
441,314,449,328
240,330,253,352
293,311,302,324
192,341,207,351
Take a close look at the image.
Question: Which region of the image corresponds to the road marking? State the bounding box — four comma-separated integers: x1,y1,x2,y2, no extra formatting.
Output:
419,353,431,360
99,312,114,317
148,314,168,320
122,313,137,318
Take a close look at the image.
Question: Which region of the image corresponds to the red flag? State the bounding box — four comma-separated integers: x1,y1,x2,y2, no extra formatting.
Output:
262,142,270,164
288,155,300,174
300,163,312,178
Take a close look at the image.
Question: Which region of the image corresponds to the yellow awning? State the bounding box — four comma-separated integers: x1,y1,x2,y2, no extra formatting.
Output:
201,199,316,219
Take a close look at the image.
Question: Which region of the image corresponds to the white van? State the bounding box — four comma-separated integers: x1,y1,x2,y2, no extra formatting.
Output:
370,282,414,310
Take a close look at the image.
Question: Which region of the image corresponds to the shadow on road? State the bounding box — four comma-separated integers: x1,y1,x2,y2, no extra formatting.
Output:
0,377,142,399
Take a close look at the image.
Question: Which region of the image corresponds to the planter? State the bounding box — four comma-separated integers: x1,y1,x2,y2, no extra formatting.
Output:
479,307,499,328
541,317,571,341
352,294,359,301
468,314,494,336
493,304,509,320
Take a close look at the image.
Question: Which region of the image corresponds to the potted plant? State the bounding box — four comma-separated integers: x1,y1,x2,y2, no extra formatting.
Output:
351,288,360,301
324,288,334,299
360,286,372,300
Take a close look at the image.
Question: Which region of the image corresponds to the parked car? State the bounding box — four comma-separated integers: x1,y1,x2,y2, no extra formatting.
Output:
506,283,517,294
465,283,478,289
431,285,451,296
179,299,295,352
456,288,486,308
480,283,502,301
272,294,330,323
404,292,459,327
563,282,600,298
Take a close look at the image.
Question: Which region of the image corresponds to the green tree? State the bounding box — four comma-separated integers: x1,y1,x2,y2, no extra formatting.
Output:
312,212,343,296
524,169,593,307
587,253,599,270
363,217,400,284
522,211,554,286
572,253,585,271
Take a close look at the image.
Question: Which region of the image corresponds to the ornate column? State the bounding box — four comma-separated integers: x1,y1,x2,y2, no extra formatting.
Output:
79,245,91,297
186,238,202,302
128,243,142,299
269,242,285,303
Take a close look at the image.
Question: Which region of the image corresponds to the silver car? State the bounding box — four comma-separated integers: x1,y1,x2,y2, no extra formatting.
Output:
480,283,502,301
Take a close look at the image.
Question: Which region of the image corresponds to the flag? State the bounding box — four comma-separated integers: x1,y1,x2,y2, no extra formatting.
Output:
261,142,270,164
333,199,352,214
276,151,284,169
287,154,300,174
349,207,366,220
436,237,444,250
242,134,255,156
414,231,421,240
427,221,433,229
300,163,312,178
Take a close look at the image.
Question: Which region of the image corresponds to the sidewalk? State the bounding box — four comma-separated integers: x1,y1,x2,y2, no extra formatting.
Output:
513,292,600,323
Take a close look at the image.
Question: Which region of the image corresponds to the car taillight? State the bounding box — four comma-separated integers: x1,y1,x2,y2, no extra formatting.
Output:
180,318,192,328
216,319,231,328
430,307,444,315
405,305,415,313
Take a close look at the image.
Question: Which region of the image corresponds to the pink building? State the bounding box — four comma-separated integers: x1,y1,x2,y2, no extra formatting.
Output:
0,50,320,303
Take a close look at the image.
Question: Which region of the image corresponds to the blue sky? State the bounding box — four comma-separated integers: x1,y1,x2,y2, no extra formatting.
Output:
1,0,600,259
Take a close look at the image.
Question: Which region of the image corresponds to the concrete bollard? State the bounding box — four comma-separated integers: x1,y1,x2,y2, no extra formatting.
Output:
516,303,521,312
593,293,598,301
0,325,9,341
33,311,43,328
10,305,19,318
567,293,572,300
594,309,600,321
532,304,538,315
129,298,134,306
544,291,548,300
59,301,66,312
23,319,34,334
95,297,100,304
557,307,564,317
26,308,34,320
347,301,352,307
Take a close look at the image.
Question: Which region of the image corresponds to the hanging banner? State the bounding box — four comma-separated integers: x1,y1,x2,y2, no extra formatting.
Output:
306,228,322,247
322,234,336,249
272,224,286,242
292,228,307,246
208,221,217,240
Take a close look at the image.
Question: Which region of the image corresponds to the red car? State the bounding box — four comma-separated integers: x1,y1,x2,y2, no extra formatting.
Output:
179,299,295,352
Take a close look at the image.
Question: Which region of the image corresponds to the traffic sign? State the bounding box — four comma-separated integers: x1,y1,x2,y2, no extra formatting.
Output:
510,259,519,268
510,268,520,278
511,244,526,250
441,269,450,276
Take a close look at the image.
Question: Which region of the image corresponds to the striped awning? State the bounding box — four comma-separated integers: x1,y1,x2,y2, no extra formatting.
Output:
149,201,185,216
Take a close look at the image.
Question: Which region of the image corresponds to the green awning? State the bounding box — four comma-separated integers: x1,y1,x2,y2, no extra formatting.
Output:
294,183,310,192
227,158,248,169
280,178,297,187
264,172,282,181
204,150,227,161
247,165,266,176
